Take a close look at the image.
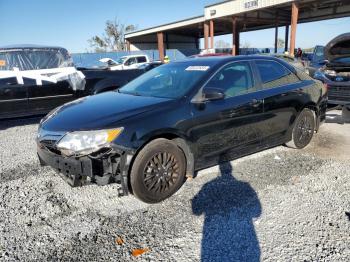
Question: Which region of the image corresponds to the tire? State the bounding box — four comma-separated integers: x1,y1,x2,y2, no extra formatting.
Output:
285,108,315,149
130,138,186,203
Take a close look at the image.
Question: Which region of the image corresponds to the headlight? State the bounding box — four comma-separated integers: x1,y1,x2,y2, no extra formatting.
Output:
57,128,123,156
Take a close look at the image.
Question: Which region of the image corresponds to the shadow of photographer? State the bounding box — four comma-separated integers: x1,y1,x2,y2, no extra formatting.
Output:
192,160,262,262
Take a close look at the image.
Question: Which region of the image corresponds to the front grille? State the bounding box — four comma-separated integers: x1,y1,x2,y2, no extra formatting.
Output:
328,86,350,102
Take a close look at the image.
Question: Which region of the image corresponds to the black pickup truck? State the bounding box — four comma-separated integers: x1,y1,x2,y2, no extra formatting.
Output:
0,45,161,119
80,61,162,95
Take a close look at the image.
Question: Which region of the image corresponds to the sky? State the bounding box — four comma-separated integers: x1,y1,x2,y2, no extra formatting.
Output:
1,0,350,53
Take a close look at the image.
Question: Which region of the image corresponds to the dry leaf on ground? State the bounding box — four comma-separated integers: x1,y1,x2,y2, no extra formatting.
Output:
131,248,150,257
115,236,124,245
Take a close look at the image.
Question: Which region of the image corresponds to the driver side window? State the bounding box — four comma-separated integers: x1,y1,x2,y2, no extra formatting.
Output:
125,57,137,66
205,61,255,98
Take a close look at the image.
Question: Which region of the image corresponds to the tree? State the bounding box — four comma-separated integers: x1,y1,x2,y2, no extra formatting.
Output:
240,41,251,48
88,19,137,52
215,40,231,48
277,38,285,49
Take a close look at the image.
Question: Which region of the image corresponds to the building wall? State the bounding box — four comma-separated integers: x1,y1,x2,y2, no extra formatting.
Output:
130,33,198,51
204,0,294,19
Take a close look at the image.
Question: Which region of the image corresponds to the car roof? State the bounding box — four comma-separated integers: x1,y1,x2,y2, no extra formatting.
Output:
174,55,297,73
179,55,289,64
122,54,148,58
0,44,68,52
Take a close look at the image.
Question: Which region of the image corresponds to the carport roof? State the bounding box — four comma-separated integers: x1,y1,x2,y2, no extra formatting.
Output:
125,16,206,39
125,0,350,41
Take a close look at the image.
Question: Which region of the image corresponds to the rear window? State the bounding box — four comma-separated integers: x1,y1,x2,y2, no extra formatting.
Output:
314,46,325,62
137,56,147,63
256,60,300,89
0,48,73,71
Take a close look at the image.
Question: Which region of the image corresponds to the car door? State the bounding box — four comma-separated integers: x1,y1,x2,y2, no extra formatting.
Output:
27,78,75,113
123,57,137,69
0,77,28,118
253,59,308,145
136,56,147,68
189,61,265,163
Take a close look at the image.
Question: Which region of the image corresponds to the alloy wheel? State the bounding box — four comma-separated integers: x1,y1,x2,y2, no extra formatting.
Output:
143,152,180,193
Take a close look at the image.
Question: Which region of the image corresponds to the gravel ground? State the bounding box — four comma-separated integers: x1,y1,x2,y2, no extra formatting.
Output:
0,110,349,261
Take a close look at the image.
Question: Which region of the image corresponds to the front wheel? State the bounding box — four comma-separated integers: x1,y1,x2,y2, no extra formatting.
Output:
130,138,186,203
285,108,315,149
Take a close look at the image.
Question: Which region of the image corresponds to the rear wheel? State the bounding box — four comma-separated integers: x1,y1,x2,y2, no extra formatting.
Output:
286,108,315,149
130,138,186,203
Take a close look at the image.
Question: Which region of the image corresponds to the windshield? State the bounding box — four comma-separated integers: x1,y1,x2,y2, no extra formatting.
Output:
119,63,209,99
0,49,72,71
117,57,127,64
314,46,325,62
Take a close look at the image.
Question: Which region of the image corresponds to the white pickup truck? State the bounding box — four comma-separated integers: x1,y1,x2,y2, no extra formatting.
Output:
100,55,150,70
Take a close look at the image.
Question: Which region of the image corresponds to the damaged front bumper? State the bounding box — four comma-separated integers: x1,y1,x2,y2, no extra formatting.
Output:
37,142,135,196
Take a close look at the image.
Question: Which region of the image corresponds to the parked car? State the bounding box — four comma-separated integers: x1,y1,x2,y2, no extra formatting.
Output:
313,33,350,107
301,52,314,63
37,56,327,203
99,54,150,70
0,45,85,119
307,45,326,77
0,45,161,119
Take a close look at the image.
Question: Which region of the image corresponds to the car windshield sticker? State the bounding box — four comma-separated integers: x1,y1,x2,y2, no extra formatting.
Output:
185,66,210,71
0,60,6,67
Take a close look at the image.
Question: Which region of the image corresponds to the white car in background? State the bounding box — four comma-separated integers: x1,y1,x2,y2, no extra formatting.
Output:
100,55,150,70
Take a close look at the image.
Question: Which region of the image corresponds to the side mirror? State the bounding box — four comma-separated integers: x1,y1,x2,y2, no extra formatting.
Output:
202,87,225,101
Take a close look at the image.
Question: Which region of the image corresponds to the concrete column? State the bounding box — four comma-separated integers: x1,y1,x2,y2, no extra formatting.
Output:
232,17,239,56
126,40,130,52
210,20,214,49
290,2,299,57
274,26,278,53
157,32,165,62
204,21,209,50
285,25,289,52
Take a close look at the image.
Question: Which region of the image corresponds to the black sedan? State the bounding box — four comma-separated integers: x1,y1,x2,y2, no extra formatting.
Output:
37,56,327,203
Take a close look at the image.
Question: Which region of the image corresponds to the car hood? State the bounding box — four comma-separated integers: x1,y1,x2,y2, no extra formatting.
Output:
325,33,350,63
40,91,172,132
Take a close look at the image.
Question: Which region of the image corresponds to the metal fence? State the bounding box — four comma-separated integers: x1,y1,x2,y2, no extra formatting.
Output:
71,49,199,68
